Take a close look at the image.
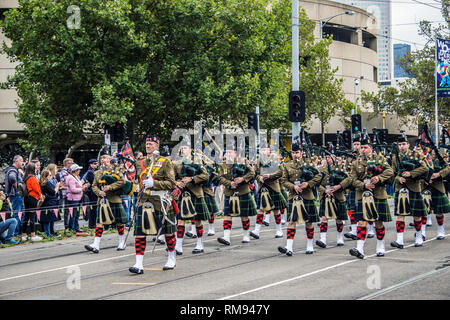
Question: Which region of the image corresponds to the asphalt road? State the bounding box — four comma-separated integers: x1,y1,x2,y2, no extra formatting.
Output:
0,199,449,300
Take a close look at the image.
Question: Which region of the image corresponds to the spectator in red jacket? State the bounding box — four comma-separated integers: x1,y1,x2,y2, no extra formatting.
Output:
21,163,44,242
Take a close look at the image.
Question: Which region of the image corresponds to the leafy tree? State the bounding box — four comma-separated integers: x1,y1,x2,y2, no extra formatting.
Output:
1,0,350,154
361,6,450,128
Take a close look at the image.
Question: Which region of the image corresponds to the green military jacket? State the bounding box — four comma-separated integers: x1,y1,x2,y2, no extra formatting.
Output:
136,155,176,211
92,164,125,204
428,162,450,194
350,153,394,201
219,159,255,197
391,149,429,193
255,156,282,193
317,163,352,202
173,160,209,198
281,159,322,201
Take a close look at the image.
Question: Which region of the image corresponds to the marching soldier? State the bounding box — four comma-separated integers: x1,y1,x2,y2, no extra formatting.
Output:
278,142,323,256
344,137,361,240
85,154,129,253
349,137,394,259
424,150,450,240
129,134,177,274
316,155,352,248
217,149,257,245
203,160,221,236
390,136,429,249
173,145,210,255
250,146,287,240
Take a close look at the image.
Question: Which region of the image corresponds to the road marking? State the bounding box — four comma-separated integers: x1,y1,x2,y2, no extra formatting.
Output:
357,267,450,300
112,282,157,286
218,234,449,300
144,268,163,271
0,226,281,283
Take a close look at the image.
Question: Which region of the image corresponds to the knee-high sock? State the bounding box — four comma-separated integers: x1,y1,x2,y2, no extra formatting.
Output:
165,234,176,252
135,237,146,255
117,224,125,236
286,228,296,251
396,221,405,244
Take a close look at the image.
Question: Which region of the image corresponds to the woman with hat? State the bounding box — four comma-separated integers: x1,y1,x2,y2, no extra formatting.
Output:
66,163,89,236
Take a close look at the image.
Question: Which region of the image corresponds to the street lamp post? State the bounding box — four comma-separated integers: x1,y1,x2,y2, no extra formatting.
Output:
319,10,354,40
319,10,354,146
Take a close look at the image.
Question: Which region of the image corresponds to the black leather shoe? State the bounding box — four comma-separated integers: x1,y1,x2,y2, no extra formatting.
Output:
85,245,99,253
262,221,269,226
274,234,283,239
278,246,287,254
409,222,415,227
336,242,345,246
250,231,260,239
156,239,166,245
437,235,445,240
344,233,357,240
367,233,375,239
376,252,385,257
305,250,314,254
315,240,326,248
175,250,183,256
218,237,230,246
349,248,364,259
129,267,144,274
163,265,176,271
390,241,404,249
185,232,197,238
414,242,423,247
192,248,204,254
422,235,426,241
286,250,293,256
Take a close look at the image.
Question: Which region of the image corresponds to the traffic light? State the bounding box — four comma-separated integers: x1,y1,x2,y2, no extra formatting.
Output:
289,90,305,122
379,128,388,144
351,114,362,134
343,130,351,149
106,122,125,142
247,112,259,133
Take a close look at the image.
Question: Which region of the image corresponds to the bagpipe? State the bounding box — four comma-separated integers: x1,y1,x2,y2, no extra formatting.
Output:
231,163,250,178
179,163,203,177
366,160,388,178
416,122,449,182
99,171,135,197
205,163,219,188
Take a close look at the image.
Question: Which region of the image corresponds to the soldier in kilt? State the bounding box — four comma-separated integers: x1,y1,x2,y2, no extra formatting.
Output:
250,147,287,240
349,138,394,259
217,149,257,246
344,137,361,240
129,134,178,274
390,136,429,249
316,155,352,248
425,151,450,240
277,143,322,256
173,145,210,255
203,162,220,236
85,154,129,254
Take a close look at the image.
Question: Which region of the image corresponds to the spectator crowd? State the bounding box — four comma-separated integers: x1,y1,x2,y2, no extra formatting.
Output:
0,153,140,245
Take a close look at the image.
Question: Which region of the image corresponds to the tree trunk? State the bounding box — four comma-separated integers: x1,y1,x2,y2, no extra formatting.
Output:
66,139,88,159
321,119,325,147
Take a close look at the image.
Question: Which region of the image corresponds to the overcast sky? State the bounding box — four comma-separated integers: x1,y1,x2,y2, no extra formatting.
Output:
391,0,445,51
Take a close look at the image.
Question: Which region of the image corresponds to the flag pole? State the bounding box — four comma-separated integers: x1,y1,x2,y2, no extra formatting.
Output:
435,38,439,147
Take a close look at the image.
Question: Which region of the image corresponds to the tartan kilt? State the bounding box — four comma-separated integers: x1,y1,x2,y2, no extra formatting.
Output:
319,198,348,221
256,188,288,211
355,198,392,222
133,205,176,236
281,189,289,202
204,194,219,215
394,190,427,217
177,193,210,221
224,193,258,218
96,202,128,225
430,188,450,215
287,199,319,223
346,190,356,211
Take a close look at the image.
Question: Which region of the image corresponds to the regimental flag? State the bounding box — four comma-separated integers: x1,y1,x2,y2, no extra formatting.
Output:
119,141,136,181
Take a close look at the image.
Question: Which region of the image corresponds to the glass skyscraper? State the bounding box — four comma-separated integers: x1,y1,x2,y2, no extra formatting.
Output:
393,43,412,78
